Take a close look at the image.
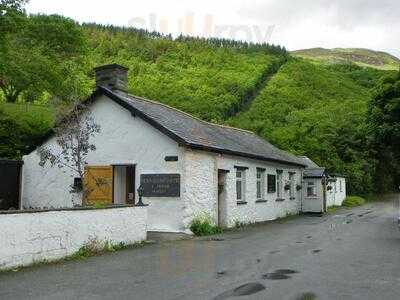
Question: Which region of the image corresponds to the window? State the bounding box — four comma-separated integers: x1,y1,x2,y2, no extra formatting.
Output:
289,172,295,199
307,181,317,197
256,168,265,200
267,174,276,193
236,169,246,201
277,170,283,198
340,180,343,192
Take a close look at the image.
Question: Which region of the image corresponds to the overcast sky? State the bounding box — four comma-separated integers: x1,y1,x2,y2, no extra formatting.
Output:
27,0,400,58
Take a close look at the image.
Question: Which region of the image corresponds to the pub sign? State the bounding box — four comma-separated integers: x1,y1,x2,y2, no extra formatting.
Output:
140,174,181,197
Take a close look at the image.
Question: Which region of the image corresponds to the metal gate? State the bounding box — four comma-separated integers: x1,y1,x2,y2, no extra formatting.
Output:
0,159,23,210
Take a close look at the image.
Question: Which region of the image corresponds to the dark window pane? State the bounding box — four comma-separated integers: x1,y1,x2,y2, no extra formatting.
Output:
236,180,242,200
267,174,276,193
307,187,316,196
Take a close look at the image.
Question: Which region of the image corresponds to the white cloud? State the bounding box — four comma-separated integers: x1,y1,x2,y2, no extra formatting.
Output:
26,0,400,58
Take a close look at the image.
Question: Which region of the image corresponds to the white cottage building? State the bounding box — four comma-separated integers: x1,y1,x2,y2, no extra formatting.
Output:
21,64,345,234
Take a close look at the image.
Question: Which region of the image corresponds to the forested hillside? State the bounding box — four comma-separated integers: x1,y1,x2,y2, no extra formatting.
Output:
228,59,385,193
1,15,398,194
85,25,287,122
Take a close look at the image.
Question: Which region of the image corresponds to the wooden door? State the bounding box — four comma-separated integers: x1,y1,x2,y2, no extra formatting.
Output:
84,166,113,205
126,165,136,204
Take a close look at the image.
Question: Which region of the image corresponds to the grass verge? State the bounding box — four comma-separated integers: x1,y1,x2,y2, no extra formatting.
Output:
342,196,366,207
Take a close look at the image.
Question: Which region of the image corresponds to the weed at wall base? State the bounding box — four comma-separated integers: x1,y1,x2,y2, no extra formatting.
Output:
190,216,222,236
1,239,147,274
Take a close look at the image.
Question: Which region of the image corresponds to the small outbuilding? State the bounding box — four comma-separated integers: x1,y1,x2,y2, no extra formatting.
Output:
299,156,346,213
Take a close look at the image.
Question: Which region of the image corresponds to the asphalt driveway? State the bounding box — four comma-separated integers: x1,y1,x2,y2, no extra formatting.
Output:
1,197,400,300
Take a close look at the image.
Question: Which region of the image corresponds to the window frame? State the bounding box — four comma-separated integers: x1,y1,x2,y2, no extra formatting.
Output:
306,181,317,197
256,168,265,200
276,170,283,199
235,167,247,203
289,172,296,199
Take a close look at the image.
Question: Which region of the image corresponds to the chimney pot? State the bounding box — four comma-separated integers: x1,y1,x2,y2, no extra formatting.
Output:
94,64,129,92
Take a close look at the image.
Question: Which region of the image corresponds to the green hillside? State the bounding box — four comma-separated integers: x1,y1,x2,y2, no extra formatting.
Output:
292,48,400,70
227,58,378,193
85,25,287,123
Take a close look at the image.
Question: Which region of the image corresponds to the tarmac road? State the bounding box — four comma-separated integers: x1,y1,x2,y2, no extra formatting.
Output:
1,197,399,300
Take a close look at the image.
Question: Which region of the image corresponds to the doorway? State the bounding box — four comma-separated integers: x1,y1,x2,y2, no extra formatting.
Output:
0,160,22,210
113,164,136,205
217,170,228,227
126,165,135,204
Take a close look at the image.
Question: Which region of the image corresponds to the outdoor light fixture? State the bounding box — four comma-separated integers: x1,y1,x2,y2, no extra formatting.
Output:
136,185,145,206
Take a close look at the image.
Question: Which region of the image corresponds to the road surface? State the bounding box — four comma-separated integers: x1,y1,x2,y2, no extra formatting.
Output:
1,198,399,300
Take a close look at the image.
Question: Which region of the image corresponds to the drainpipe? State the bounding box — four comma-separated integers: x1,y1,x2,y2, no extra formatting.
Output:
300,171,304,213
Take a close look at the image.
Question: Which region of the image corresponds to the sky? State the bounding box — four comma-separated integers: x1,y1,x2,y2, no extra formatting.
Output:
26,0,400,58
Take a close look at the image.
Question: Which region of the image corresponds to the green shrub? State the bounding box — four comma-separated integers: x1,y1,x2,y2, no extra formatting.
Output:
342,196,366,207
190,216,222,236
0,104,53,159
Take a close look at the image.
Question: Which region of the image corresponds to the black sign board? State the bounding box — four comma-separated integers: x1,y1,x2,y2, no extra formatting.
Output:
140,174,181,197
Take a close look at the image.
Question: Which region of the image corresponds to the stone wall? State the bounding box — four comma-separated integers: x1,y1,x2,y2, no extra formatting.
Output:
0,206,147,271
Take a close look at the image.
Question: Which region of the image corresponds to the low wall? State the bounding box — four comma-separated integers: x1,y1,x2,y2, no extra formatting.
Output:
0,206,147,271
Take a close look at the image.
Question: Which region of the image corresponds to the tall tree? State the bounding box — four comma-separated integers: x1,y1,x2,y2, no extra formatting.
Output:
367,70,400,191
0,0,28,45
0,12,92,103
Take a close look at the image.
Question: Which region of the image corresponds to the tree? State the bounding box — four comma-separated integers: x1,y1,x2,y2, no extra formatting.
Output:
0,12,92,103
0,0,27,56
0,106,52,159
367,71,400,191
0,0,28,33
37,102,100,204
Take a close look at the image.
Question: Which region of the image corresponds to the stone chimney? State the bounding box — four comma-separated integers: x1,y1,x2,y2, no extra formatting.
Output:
94,64,129,92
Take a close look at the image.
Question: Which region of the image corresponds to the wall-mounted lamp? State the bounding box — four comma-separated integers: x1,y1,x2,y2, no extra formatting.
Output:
136,185,145,206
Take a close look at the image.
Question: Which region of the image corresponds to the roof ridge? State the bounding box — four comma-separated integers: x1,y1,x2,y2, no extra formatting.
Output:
119,92,255,135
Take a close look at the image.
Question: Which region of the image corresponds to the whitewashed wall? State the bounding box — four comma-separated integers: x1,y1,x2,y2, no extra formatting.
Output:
336,177,347,205
327,177,346,207
217,153,303,227
22,95,185,232
326,181,336,208
181,150,218,231
0,207,147,271
182,149,304,229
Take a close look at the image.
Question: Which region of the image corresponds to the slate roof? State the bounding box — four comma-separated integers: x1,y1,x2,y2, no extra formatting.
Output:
297,156,320,168
98,87,306,167
303,168,326,178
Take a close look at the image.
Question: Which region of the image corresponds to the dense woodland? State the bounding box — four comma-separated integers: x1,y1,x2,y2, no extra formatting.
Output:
1,1,399,195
